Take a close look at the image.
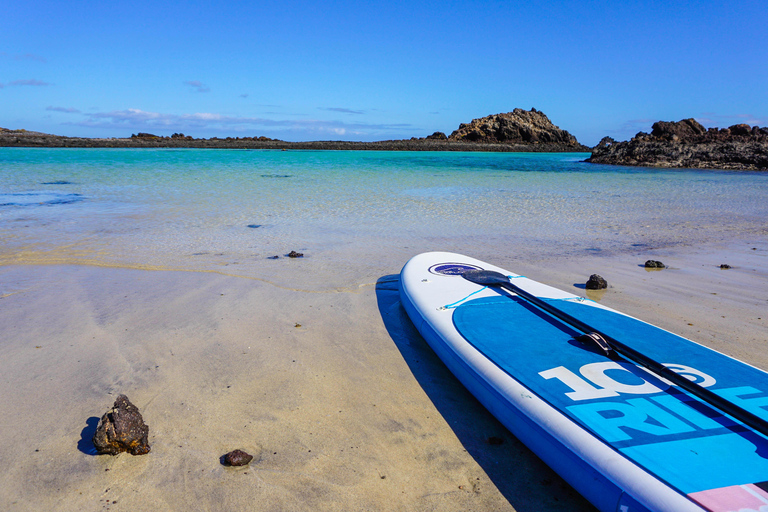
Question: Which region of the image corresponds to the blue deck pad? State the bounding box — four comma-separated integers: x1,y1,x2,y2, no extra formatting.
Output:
452,295,768,494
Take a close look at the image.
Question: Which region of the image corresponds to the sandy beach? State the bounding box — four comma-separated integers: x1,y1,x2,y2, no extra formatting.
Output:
1,239,766,511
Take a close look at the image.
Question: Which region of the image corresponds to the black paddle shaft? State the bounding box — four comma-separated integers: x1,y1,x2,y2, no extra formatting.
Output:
461,269,768,438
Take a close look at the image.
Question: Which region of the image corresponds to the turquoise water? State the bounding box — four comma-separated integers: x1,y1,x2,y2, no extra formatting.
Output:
1,148,767,287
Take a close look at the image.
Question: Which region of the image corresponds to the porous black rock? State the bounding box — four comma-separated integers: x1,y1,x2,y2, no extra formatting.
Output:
644,260,666,268
287,250,304,258
223,449,253,466
586,274,608,290
588,118,768,170
92,395,150,456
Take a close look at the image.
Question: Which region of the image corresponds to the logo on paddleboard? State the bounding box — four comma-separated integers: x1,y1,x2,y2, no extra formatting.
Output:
428,262,483,276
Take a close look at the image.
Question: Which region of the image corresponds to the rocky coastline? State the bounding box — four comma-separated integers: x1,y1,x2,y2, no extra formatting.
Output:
587,118,768,170
6,113,768,169
0,108,590,152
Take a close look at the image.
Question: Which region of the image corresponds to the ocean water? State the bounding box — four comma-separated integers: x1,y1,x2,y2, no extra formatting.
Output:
1,148,767,288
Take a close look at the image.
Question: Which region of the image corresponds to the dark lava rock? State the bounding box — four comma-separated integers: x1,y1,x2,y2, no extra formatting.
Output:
267,255,280,259
92,395,150,455
720,264,732,269
449,108,586,149
287,251,304,258
586,274,608,290
651,119,707,141
644,260,666,268
588,118,768,170
425,131,448,140
223,449,253,466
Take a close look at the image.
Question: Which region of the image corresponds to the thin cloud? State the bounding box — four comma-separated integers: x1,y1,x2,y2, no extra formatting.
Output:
696,113,765,128
16,53,47,62
184,80,210,93
320,107,365,115
0,78,53,88
46,106,81,113
0,52,46,62
618,118,657,132
72,107,412,138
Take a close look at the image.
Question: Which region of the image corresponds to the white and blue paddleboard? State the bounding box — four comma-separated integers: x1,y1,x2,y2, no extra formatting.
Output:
399,252,768,512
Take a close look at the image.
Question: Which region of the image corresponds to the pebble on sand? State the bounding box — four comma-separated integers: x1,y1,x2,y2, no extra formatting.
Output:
223,449,254,466
586,274,608,290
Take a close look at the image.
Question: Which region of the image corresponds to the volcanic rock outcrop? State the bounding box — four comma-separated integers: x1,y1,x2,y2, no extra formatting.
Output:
449,108,585,148
588,119,768,170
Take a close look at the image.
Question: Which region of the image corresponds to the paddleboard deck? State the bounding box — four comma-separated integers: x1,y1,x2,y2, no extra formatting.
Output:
399,252,768,512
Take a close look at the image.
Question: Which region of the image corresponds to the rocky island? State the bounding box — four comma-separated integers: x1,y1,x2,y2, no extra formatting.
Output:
588,118,768,170
448,108,585,150
0,108,589,152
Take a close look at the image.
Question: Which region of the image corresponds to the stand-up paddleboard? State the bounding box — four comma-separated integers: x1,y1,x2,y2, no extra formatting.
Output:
399,252,768,512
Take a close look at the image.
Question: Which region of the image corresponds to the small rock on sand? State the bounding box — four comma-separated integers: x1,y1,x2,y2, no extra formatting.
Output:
223,449,254,466
586,274,608,290
92,395,150,456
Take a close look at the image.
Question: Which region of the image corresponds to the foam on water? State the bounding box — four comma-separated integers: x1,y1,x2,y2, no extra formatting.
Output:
1,148,767,289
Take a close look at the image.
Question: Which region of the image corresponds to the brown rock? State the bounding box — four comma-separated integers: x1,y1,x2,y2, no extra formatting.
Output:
224,449,253,466
650,119,706,141
92,395,150,455
586,274,608,290
448,108,585,148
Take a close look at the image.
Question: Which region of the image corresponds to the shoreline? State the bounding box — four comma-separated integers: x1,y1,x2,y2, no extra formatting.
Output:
1,241,766,510
0,130,590,152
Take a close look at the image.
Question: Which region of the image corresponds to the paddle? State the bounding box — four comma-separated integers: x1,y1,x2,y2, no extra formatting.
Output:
461,269,768,438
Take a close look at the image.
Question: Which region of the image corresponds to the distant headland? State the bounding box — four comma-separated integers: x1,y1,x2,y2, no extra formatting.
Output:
3,110,767,169
0,108,588,153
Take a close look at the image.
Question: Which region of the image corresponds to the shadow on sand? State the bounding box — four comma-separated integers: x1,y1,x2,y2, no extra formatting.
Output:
78,416,101,455
375,274,594,512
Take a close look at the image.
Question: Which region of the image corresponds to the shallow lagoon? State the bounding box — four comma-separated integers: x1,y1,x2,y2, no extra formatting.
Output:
1,148,767,289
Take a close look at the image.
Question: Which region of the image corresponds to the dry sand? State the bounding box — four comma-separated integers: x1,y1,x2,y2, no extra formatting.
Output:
0,241,766,511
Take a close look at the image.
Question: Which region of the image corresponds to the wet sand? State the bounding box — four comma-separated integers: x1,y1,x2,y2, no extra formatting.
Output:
1,241,766,511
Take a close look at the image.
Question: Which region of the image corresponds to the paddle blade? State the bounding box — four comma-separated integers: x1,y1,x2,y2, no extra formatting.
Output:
461,269,511,286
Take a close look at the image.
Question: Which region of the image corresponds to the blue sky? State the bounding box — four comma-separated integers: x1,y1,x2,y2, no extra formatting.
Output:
2,0,766,145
